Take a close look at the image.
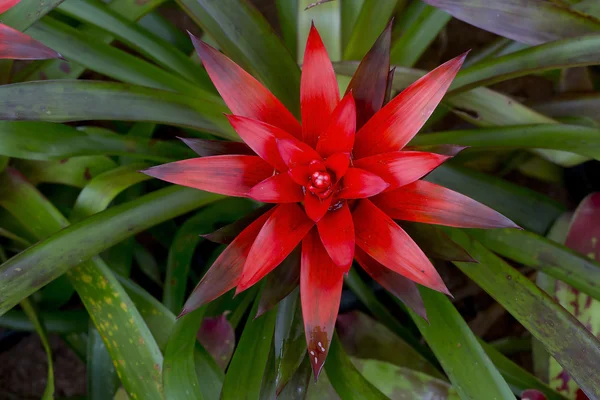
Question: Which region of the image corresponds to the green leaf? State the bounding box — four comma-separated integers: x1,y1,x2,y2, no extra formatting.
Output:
341,0,364,51
87,322,120,400
0,309,88,333
445,228,600,399
163,307,207,400
452,34,600,93
0,169,164,400
0,176,223,316
298,0,341,62
56,0,211,87
276,0,298,58
163,198,255,313
221,294,277,400
410,124,600,160
532,94,600,122
27,17,214,98
469,228,600,302
421,0,600,45
408,288,514,400
336,311,444,379
323,333,389,400
353,359,460,400
342,0,399,60
1,0,63,30
138,11,194,53
20,298,55,400
13,156,118,188
176,0,301,115
0,81,233,139
426,165,565,234
390,1,451,67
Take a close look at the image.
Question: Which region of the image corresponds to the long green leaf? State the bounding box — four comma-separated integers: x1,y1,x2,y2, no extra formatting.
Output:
27,17,212,98
56,0,210,86
340,0,364,50
276,0,298,58
0,181,223,316
0,81,232,138
87,322,120,400
421,0,600,45
1,0,62,30
0,169,164,400
20,298,55,400
176,0,301,115
0,309,88,333
221,294,277,400
323,333,389,400
532,94,600,121
445,228,600,399
408,288,514,400
470,228,600,302
410,124,600,160
342,0,399,60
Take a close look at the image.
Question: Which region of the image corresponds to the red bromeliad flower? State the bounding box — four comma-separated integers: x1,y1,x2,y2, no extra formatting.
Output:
0,0,62,60
143,23,518,379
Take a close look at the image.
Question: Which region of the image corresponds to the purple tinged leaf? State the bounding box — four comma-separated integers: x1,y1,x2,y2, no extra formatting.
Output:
256,246,301,317
201,204,274,244
179,137,254,157
197,314,236,370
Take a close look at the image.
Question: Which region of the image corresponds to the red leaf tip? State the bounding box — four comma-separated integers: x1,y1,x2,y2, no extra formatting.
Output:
176,308,190,319
307,327,329,381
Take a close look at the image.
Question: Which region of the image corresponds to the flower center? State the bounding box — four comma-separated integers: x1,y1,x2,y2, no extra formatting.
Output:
307,170,333,199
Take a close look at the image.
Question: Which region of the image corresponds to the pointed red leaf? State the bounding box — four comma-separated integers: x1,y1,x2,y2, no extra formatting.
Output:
0,24,63,60
0,0,20,14
354,52,468,158
202,205,275,244
189,33,302,139
237,203,314,292
301,24,340,147
345,21,392,129
304,191,332,223
301,228,344,380
354,151,450,191
277,138,322,169
257,246,301,317
179,137,254,157
142,155,273,197
403,144,468,157
352,199,450,294
247,173,304,203
227,115,301,171
372,180,519,229
180,208,275,315
337,168,389,199
355,247,427,320
317,202,354,268
324,153,350,181
316,93,356,158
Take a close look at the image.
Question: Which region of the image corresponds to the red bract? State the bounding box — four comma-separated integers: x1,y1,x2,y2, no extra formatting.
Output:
143,22,519,379
0,0,63,60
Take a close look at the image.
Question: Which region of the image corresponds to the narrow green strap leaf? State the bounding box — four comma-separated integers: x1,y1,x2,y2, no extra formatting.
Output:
390,1,451,67
87,322,120,400
341,0,364,51
445,228,600,399
532,94,600,122
0,0,63,30
276,0,298,59
0,170,165,400
421,0,600,45
138,11,194,53
470,228,600,302
410,124,600,160
163,307,207,400
0,81,233,139
323,333,389,400
20,298,55,400
0,178,223,315
21,0,167,82
342,0,399,60
176,0,301,115
13,156,118,188
408,288,514,400
56,0,211,86
221,294,277,400
28,17,213,98
70,163,151,222
0,309,88,333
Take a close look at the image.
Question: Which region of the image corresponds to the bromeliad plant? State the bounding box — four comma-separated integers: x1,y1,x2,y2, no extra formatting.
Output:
144,24,518,377
2,0,600,399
